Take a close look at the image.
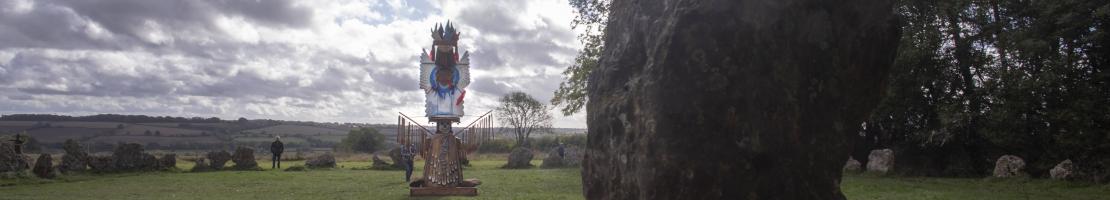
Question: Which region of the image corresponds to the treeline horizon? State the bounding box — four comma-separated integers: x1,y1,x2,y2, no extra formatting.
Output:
0,113,378,127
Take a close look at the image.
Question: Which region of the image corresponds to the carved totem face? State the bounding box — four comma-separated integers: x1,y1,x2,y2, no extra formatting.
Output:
434,45,456,88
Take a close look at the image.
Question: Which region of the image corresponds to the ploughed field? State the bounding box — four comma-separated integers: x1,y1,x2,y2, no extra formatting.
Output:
2,158,1108,200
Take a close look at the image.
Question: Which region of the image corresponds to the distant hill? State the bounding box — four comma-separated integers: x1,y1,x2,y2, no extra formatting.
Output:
0,114,585,153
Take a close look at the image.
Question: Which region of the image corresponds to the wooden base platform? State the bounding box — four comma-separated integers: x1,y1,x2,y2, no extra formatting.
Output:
410,187,479,196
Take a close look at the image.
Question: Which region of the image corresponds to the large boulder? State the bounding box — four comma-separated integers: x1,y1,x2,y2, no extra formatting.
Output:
206,151,232,170
503,147,533,169
581,0,900,198
32,154,55,178
844,157,863,173
992,155,1026,178
230,147,259,170
371,154,393,169
59,154,87,173
112,143,158,171
1050,159,1073,180
867,149,895,174
58,139,88,173
87,155,114,172
158,154,177,170
305,153,336,169
388,147,405,169
558,145,583,167
541,146,582,168
541,148,565,168
0,143,31,173
190,158,210,172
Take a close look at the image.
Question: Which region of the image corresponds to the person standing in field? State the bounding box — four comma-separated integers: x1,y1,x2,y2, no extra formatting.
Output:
402,144,416,182
271,136,284,169
557,142,566,159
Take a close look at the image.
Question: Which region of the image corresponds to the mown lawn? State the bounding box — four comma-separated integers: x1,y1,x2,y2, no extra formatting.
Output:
842,173,1110,200
0,159,582,200
2,159,1109,200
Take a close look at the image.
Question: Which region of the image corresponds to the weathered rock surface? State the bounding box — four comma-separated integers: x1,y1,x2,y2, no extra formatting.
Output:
158,154,177,170
58,139,88,173
1050,159,1073,180
113,143,158,171
503,147,533,169
844,157,862,173
231,147,259,170
32,154,55,178
542,146,583,168
0,143,31,173
206,151,232,170
992,155,1026,178
867,149,895,174
87,155,114,172
305,153,336,169
541,148,565,168
371,154,393,169
190,158,210,172
388,147,405,169
581,0,900,199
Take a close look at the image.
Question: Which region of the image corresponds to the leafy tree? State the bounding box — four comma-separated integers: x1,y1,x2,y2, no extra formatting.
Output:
337,128,385,153
859,0,1110,179
496,92,553,147
552,0,610,116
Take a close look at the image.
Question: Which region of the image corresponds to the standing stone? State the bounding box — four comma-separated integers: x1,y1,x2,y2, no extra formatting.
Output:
206,151,232,170
581,0,900,199
541,148,565,168
87,155,114,172
230,147,259,170
503,147,533,169
112,143,158,171
58,139,88,173
563,146,582,166
191,157,210,172
32,154,55,178
0,143,31,173
158,154,177,170
867,149,895,174
844,157,862,173
305,153,337,169
371,154,392,169
388,147,405,169
992,155,1026,178
1050,159,1074,180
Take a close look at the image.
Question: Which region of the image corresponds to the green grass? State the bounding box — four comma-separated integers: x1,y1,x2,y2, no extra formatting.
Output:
841,173,1110,200
0,159,582,200
4,158,1110,200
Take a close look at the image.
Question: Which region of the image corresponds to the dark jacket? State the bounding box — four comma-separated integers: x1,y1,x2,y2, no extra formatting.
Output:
271,140,284,155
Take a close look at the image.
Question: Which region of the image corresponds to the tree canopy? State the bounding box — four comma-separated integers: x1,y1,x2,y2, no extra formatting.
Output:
337,128,386,153
497,92,553,147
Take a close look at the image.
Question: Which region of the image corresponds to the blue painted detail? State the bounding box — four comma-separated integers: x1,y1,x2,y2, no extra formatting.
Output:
429,64,460,99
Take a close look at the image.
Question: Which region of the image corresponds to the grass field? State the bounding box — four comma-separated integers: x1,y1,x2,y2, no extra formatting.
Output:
2,158,1109,200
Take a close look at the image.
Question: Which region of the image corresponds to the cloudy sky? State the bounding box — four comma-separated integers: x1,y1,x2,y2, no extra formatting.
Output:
0,0,586,128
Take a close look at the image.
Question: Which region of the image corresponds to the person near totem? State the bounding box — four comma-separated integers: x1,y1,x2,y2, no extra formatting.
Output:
557,142,566,159
401,144,416,182
9,133,25,154
270,136,284,169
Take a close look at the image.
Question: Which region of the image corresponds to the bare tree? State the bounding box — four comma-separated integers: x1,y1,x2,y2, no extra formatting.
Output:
496,92,552,147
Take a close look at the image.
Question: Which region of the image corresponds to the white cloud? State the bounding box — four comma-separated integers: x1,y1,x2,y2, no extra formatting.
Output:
0,0,586,128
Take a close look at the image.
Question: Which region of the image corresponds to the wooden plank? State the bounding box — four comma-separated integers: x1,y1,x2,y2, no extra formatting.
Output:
410,187,479,196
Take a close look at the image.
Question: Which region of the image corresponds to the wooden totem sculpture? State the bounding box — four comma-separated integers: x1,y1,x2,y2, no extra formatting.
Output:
399,21,493,196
